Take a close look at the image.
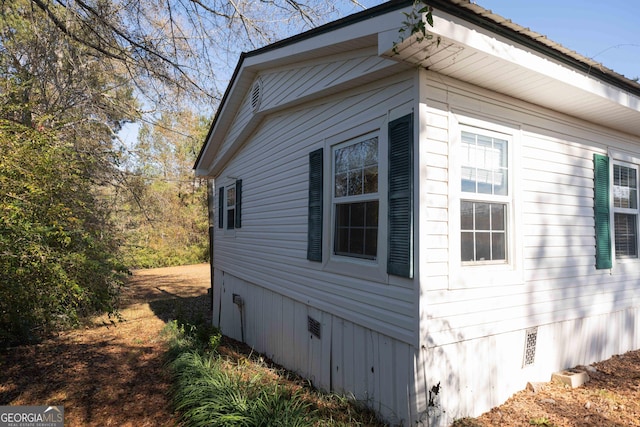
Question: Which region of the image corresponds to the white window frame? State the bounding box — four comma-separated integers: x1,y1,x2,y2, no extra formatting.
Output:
331,133,380,261
448,114,523,289
225,181,236,232
321,120,390,283
609,150,640,265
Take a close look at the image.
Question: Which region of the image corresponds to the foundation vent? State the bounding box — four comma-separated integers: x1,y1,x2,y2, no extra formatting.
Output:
523,327,538,367
307,316,321,339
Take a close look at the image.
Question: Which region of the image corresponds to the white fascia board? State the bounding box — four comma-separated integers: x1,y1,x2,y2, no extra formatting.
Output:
243,6,412,71
427,11,640,113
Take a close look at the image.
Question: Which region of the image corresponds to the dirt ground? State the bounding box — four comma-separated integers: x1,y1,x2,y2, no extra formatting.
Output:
1,264,640,427
0,264,211,427
454,349,640,427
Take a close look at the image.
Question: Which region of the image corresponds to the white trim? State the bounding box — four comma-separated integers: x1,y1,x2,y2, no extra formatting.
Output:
609,157,640,266
322,119,389,283
448,113,524,289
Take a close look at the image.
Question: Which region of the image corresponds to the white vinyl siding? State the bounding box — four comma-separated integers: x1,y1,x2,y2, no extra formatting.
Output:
421,71,640,349
214,73,416,344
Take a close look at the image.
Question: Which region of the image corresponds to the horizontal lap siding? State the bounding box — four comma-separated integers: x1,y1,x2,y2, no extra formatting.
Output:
215,74,416,342
421,74,640,348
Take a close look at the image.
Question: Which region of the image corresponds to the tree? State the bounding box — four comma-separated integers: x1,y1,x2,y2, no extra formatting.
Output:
0,0,136,344
0,120,126,345
0,0,369,343
113,110,210,268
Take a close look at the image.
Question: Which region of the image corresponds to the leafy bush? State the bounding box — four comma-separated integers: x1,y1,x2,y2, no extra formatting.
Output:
0,121,125,345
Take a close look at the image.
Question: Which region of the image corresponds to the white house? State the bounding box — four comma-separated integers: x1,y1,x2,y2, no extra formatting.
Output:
194,0,640,425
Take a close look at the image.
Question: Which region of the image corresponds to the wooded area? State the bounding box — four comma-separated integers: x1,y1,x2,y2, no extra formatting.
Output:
0,0,365,345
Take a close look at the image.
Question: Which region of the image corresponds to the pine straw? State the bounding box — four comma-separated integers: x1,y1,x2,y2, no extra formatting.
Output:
453,350,640,427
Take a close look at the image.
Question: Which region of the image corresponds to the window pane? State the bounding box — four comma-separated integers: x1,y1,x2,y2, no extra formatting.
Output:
336,203,350,227
363,138,378,166
335,150,347,173
227,187,235,206
348,170,362,196
351,202,364,227
491,204,505,231
461,167,476,192
475,203,490,230
365,229,378,257
335,172,347,197
475,232,491,261
227,208,235,229
614,213,638,258
348,143,364,169
334,201,378,260
614,165,638,209
350,228,365,255
461,232,474,261
460,201,508,263
492,232,506,260
366,201,379,225
461,201,474,230
364,166,378,194
461,130,508,196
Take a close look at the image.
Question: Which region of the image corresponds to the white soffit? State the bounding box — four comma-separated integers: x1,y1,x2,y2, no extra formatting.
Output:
385,10,640,138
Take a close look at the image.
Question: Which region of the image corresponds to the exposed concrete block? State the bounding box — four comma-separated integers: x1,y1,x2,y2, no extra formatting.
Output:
551,370,590,388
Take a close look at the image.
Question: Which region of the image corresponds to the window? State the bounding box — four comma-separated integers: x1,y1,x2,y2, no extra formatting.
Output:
332,136,379,259
226,184,236,229
460,129,509,263
613,163,638,258
219,179,242,230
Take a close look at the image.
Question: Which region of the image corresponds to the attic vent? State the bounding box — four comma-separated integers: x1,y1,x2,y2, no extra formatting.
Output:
250,78,262,112
307,316,321,339
523,327,538,367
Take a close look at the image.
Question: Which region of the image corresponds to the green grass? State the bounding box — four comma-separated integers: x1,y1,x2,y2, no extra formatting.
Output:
163,317,385,426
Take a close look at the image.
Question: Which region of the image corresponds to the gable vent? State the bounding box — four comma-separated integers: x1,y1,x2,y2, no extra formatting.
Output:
307,316,321,339
522,327,538,367
250,78,262,112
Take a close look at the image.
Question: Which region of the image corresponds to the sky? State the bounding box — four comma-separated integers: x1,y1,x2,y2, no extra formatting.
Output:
472,0,640,80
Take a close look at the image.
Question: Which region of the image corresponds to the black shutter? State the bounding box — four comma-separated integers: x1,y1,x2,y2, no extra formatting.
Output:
218,186,224,229
307,148,323,262
593,153,612,269
235,179,242,228
388,113,414,278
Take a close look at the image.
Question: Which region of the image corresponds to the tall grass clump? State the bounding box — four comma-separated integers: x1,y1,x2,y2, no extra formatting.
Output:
163,307,387,426
164,318,316,426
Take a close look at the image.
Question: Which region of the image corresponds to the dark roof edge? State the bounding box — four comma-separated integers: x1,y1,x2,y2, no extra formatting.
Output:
194,51,247,171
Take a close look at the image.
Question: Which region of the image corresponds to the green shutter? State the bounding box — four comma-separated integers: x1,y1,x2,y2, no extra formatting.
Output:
307,148,323,262
388,113,414,278
235,179,242,228
593,153,612,269
218,186,224,229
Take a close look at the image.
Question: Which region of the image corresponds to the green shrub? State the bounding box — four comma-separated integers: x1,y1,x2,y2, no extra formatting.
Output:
0,121,125,345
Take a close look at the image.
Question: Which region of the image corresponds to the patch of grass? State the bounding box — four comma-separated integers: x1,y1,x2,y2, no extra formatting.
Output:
452,417,483,427
163,316,386,426
529,417,556,427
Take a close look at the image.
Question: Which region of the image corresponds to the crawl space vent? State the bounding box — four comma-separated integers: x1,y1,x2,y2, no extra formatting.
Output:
307,316,321,339
250,78,262,112
522,327,538,367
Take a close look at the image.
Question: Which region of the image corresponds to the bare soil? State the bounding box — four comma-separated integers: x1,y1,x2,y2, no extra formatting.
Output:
0,264,211,427
1,264,639,427
453,349,640,427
